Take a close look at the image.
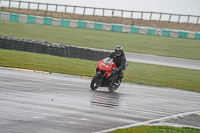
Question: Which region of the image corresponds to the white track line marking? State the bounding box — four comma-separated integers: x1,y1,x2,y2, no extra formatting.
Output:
93,111,200,133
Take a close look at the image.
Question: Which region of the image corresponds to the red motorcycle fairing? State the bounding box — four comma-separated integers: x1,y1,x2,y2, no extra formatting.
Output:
91,57,128,92
96,58,117,79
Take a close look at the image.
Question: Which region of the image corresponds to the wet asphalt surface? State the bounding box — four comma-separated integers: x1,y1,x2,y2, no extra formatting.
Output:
164,114,200,128
0,68,200,133
96,48,200,70
125,52,200,70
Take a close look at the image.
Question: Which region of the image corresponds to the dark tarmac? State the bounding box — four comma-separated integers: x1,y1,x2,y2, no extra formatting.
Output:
164,114,200,128
0,68,200,133
96,48,200,70
125,52,200,70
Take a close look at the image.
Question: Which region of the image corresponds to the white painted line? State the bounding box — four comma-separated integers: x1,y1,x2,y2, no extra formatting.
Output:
92,111,200,133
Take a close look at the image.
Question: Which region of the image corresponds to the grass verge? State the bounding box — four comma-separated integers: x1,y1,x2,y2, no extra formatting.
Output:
0,49,200,92
0,21,200,60
108,126,200,133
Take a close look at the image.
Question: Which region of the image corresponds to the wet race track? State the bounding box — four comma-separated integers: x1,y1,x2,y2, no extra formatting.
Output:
0,68,200,133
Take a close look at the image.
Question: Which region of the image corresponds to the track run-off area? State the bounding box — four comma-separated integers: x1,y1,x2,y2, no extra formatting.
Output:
0,68,200,133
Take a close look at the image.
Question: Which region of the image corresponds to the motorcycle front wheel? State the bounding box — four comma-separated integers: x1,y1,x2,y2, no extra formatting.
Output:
90,73,102,90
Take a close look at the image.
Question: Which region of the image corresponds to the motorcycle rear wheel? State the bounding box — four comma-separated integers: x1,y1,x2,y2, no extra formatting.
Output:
108,81,120,92
90,73,102,90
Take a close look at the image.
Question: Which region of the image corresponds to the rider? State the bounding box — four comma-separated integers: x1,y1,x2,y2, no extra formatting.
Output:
108,45,126,84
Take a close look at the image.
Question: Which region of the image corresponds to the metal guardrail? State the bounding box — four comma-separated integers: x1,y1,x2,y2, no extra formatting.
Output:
0,0,199,25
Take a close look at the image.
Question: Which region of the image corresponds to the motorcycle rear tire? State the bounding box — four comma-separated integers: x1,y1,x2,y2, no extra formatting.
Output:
108,81,120,92
90,73,101,90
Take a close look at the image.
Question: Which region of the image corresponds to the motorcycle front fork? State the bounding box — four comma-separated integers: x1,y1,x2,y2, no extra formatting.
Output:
110,74,118,84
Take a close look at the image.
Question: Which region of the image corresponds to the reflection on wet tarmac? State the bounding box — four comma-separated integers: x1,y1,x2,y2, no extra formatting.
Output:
90,91,121,108
1,68,200,133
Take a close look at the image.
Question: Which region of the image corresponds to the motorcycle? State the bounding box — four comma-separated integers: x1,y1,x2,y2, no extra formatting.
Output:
90,57,128,92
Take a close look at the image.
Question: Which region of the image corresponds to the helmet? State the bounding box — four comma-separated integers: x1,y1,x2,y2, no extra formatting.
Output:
115,45,123,56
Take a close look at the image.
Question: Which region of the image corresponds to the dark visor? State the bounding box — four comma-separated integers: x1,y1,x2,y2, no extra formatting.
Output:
116,50,121,54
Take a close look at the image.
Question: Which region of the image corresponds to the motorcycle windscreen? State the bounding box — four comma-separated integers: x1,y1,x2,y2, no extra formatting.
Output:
104,58,113,64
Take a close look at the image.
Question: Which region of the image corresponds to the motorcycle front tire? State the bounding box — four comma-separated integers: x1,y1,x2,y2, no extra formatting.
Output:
90,73,101,90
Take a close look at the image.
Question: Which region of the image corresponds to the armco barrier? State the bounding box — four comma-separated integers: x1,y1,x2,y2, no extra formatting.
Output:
19,14,27,23
94,22,103,30
0,36,111,61
27,15,36,24
0,11,200,40
86,21,95,29
10,13,19,22
61,19,70,27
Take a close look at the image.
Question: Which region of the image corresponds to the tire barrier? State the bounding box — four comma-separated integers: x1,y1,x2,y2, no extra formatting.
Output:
0,36,111,61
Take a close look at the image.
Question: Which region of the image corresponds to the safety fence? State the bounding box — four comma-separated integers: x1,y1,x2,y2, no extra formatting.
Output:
0,36,111,61
1,12,200,40
1,0,200,24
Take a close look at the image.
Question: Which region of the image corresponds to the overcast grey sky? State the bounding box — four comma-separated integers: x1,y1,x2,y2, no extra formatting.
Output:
1,0,200,23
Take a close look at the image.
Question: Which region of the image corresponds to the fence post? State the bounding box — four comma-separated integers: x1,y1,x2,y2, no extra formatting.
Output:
150,12,152,20
121,10,123,18
37,3,39,12
112,9,114,18
141,12,143,20
102,8,104,17
197,16,199,25
131,11,133,19
159,13,162,21
18,1,21,10
73,6,76,14
187,15,190,25
46,4,48,12
178,15,181,23
65,5,67,13
9,0,11,9
45,4,48,16
93,8,95,17
168,14,171,23
83,7,86,15
28,2,30,11
55,4,58,13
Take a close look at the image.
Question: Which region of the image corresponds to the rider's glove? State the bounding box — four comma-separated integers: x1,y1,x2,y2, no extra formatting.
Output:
116,68,119,71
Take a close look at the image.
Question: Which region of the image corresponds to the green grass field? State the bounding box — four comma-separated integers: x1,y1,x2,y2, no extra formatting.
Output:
0,21,200,60
1,49,200,92
108,126,200,133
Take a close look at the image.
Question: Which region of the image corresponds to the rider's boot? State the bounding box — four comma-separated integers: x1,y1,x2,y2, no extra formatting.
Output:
115,78,122,85
114,71,123,85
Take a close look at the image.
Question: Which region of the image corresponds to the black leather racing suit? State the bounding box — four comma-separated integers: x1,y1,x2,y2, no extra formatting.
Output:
108,51,126,80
